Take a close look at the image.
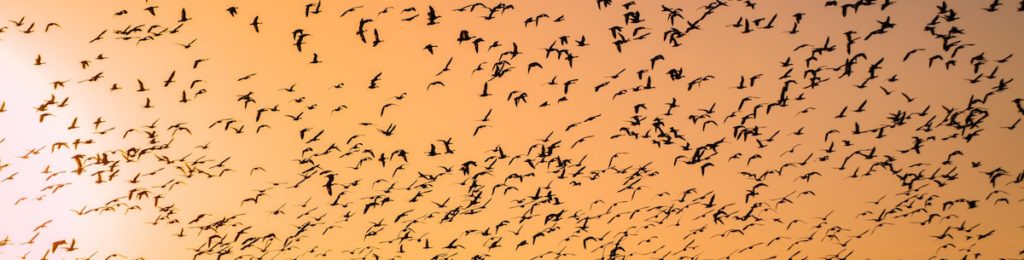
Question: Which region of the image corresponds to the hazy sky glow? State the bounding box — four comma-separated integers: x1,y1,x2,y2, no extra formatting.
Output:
1,1,1023,259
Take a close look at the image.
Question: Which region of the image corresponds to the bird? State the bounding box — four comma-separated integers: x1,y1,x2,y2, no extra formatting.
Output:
251,16,262,33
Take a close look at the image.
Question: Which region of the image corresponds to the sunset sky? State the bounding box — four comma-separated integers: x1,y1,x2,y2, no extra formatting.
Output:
1,1,1023,259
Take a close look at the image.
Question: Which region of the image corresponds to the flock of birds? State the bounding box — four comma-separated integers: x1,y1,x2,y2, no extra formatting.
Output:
1,0,1024,259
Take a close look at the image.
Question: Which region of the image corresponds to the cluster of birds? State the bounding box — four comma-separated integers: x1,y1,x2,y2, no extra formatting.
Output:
1,0,1024,259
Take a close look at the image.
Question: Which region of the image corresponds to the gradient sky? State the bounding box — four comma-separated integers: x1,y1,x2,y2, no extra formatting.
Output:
1,0,1023,259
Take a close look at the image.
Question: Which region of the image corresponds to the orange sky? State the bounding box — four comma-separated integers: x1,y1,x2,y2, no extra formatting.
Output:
1,0,1023,259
